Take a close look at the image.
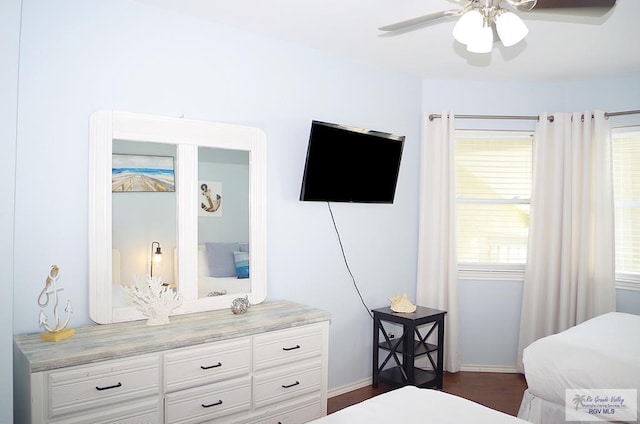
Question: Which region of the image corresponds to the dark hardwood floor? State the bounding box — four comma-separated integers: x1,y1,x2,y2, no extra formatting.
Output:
327,371,528,417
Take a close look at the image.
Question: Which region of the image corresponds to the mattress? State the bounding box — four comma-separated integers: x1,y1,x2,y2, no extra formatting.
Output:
522,312,640,410
310,386,529,424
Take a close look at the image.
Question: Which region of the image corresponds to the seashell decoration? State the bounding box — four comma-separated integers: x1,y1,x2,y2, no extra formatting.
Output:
389,293,417,313
231,295,251,315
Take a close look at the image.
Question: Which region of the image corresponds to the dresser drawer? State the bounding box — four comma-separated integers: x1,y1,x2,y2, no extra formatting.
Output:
48,397,161,424
253,357,323,408
249,394,323,424
164,338,250,392
47,355,159,418
165,376,251,424
254,324,323,371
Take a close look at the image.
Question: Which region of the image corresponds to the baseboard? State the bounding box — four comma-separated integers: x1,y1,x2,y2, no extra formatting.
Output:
327,365,520,398
328,378,371,398
458,364,520,373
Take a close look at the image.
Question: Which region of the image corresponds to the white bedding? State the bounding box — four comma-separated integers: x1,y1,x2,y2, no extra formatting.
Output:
198,275,250,297
522,312,640,405
310,386,529,424
519,312,640,423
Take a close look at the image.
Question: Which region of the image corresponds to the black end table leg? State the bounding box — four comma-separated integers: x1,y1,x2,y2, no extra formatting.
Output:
372,315,380,388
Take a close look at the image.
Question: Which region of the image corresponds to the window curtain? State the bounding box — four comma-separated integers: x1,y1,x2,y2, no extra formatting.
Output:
517,111,615,371
417,112,460,373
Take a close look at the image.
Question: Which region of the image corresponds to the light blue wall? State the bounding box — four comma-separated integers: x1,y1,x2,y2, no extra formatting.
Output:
458,280,524,368
617,289,640,315
422,76,640,368
564,74,640,114
2,0,21,422
7,5,640,422
12,0,421,398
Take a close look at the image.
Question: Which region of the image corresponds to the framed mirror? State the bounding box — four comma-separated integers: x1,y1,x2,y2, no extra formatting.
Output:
89,111,267,324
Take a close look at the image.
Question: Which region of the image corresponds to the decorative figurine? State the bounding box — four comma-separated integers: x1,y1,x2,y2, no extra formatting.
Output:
123,276,183,326
37,265,75,342
389,293,417,313
231,295,251,315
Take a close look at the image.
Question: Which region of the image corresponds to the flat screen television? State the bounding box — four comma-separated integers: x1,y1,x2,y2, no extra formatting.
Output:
299,120,405,203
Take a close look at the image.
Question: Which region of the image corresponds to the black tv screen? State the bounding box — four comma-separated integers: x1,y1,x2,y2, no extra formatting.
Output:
299,120,405,203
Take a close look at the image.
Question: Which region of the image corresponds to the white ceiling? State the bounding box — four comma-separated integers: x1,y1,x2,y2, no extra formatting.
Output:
135,0,640,82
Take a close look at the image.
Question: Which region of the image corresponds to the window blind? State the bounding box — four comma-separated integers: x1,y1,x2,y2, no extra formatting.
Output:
612,129,640,276
455,135,533,266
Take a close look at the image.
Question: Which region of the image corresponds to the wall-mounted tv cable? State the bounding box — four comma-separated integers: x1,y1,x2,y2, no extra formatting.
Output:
327,202,373,320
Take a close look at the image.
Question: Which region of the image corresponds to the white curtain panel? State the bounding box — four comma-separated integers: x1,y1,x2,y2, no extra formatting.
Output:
517,111,615,371
417,112,461,373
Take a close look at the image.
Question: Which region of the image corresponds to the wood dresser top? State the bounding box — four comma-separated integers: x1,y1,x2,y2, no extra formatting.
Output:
14,300,330,372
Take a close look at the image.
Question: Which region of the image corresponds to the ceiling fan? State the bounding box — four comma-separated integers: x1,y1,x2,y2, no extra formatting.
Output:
378,0,616,53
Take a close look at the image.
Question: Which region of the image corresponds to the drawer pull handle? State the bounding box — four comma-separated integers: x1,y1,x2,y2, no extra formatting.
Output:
282,344,300,351
200,362,222,370
95,382,122,391
201,400,223,408
282,381,300,389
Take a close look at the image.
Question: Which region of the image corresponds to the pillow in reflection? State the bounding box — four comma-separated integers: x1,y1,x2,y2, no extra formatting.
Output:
233,250,250,279
205,242,240,277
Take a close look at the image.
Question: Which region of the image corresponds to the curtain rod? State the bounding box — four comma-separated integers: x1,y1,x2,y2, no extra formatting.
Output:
428,109,640,123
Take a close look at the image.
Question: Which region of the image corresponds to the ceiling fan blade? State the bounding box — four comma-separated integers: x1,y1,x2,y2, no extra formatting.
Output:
531,0,615,8
378,9,463,33
510,0,615,11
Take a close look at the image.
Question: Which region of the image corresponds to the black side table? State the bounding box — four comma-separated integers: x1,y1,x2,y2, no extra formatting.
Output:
372,305,446,389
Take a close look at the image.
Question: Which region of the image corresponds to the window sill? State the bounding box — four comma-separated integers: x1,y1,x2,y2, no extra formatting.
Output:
458,269,640,291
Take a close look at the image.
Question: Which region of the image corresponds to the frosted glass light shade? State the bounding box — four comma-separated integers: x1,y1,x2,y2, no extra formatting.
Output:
495,11,528,47
466,25,493,53
453,10,483,45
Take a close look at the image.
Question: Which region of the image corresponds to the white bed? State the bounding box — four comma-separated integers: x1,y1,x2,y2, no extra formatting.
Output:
518,312,640,424
310,386,530,424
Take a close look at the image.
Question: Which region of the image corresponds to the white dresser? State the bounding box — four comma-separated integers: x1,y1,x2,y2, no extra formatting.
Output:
13,300,330,424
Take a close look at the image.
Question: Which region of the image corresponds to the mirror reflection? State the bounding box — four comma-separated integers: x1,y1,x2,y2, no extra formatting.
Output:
112,140,177,308
197,147,250,298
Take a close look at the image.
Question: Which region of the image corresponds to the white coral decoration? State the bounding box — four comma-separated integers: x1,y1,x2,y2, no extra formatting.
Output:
124,276,183,326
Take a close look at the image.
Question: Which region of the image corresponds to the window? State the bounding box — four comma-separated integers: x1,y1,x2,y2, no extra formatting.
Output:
612,127,640,289
455,130,533,279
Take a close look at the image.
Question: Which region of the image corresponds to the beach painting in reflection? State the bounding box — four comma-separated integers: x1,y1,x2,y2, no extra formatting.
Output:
112,154,175,192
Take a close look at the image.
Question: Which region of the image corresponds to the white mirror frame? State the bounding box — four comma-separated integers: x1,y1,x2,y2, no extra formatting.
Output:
89,110,267,324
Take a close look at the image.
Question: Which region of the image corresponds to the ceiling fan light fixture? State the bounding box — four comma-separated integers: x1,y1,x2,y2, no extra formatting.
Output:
495,10,529,47
466,22,493,53
452,9,483,45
